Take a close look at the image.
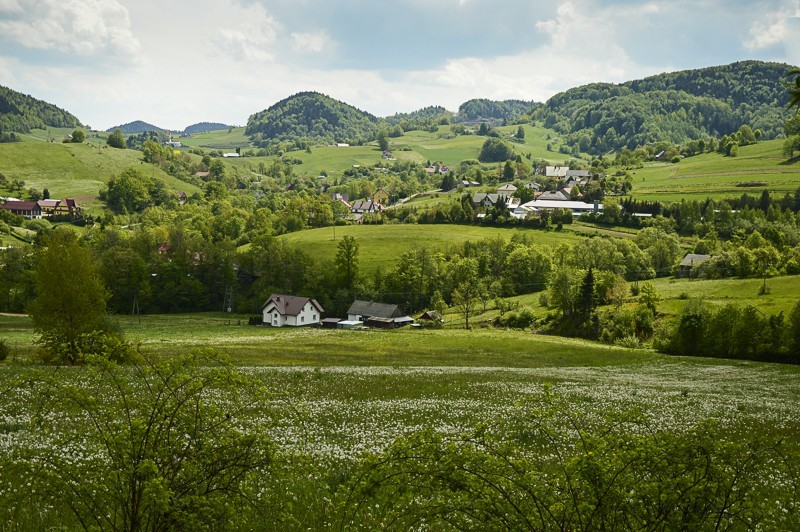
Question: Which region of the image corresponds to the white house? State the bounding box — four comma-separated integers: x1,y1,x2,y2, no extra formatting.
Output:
545,166,569,178
261,294,324,327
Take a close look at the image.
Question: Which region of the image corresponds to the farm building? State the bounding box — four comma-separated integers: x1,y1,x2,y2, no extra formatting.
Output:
0,200,42,219
513,199,602,218
418,310,443,323
347,300,403,322
261,294,324,327
678,254,712,278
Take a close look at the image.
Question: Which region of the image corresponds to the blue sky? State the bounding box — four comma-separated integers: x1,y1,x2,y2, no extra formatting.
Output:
0,0,797,130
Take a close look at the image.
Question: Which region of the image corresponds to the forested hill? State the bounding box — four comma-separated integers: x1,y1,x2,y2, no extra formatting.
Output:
540,60,795,155
107,120,164,134
245,92,380,147
384,106,453,128
0,85,83,134
183,122,229,134
456,98,538,124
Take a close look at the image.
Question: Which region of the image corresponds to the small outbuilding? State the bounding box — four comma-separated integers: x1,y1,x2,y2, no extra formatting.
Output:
418,310,443,323
678,254,712,278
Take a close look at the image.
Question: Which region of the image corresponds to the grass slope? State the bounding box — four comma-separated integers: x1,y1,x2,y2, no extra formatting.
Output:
181,124,578,179
0,140,201,211
177,127,251,150
628,139,800,201
279,224,585,274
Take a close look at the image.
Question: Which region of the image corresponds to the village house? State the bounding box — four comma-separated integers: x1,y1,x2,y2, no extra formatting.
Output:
472,193,508,208
545,166,569,178
536,189,571,201
496,184,517,194
261,294,324,327
350,199,384,215
372,188,390,206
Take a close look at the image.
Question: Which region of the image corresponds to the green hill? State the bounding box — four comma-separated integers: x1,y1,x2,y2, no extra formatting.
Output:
279,224,586,275
107,120,164,134
245,91,380,146
0,85,83,136
183,122,229,134
384,106,452,127
626,139,800,201
541,60,795,155
0,141,200,212
456,98,538,124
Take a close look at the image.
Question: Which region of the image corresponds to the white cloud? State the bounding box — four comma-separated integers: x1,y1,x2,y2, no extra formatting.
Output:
0,0,21,13
0,0,139,57
213,3,279,62
744,5,798,54
291,32,328,54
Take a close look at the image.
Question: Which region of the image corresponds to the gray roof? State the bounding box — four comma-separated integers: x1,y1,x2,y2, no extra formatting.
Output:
472,193,503,206
347,300,403,319
537,190,570,201
565,169,591,178
262,294,324,315
679,254,712,267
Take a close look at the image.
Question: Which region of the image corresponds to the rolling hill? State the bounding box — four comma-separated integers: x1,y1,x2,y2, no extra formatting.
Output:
0,140,201,212
0,84,83,135
107,120,164,134
245,91,380,146
183,122,229,134
540,60,794,155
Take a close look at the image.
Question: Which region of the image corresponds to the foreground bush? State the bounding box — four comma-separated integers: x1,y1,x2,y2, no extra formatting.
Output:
23,350,275,530
337,386,798,530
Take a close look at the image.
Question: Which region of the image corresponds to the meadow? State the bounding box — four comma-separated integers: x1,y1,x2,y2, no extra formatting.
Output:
184,123,574,179
1,312,798,528
0,137,201,213
279,223,587,274
628,139,800,201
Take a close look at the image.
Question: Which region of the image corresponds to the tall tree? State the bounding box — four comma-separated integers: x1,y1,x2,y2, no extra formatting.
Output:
28,229,111,363
335,235,360,290
450,257,480,329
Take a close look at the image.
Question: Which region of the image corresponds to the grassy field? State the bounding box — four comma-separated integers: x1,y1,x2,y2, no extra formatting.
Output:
0,140,201,213
181,123,578,179
278,223,586,273
628,140,800,201
177,126,251,150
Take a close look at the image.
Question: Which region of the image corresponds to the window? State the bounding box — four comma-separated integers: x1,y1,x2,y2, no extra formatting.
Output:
301,316,305,323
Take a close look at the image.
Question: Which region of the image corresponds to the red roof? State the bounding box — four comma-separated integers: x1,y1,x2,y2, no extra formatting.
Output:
1,200,40,211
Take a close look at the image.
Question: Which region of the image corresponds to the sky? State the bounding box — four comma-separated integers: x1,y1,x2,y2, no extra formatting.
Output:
0,0,798,131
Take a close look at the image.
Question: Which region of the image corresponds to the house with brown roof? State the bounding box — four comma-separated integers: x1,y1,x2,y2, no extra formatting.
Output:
0,200,42,219
262,294,324,327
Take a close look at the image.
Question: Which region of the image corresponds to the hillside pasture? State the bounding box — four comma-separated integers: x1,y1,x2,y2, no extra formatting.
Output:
178,126,250,150
279,223,586,274
629,140,800,201
0,141,201,211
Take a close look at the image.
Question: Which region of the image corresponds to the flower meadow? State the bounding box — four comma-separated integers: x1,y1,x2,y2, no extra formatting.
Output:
1,356,798,529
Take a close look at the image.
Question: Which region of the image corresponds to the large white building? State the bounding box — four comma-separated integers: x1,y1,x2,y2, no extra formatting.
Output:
513,199,603,219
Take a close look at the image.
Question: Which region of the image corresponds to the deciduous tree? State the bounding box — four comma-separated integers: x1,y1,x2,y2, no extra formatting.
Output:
28,229,111,363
